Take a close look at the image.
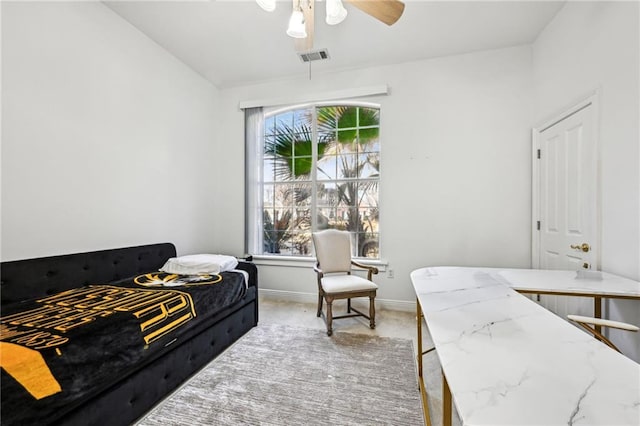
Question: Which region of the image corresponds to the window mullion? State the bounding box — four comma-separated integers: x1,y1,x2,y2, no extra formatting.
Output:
311,107,318,232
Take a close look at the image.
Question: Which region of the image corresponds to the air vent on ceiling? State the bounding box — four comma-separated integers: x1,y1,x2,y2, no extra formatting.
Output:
298,48,330,63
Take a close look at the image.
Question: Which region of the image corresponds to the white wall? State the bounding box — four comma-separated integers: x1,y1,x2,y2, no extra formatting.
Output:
1,2,220,260
532,1,640,360
215,46,534,303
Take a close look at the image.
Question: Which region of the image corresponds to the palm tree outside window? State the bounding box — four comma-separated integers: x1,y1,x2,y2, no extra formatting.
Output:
258,103,380,259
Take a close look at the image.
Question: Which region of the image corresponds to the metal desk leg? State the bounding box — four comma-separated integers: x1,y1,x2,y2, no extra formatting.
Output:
594,296,602,334
417,299,432,426
443,370,452,426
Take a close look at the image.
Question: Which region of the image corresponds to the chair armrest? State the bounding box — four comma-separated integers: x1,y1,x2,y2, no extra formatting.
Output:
567,315,639,332
313,263,324,278
351,260,378,274
351,261,378,281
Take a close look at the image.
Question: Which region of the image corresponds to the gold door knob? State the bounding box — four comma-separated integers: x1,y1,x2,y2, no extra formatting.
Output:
570,243,591,252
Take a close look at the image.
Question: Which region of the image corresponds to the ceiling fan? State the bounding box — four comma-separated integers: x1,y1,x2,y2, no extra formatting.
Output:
257,0,405,52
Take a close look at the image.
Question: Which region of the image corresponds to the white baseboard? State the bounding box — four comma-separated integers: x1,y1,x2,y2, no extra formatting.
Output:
258,288,416,312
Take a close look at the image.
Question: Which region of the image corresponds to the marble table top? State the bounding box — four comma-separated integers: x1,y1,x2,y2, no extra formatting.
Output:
411,266,640,426
496,268,640,299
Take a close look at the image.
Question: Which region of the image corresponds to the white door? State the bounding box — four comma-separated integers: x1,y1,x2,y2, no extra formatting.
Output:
533,98,599,317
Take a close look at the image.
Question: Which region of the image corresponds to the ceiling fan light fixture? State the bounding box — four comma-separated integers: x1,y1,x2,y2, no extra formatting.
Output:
256,0,276,12
286,10,307,38
325,0,347,25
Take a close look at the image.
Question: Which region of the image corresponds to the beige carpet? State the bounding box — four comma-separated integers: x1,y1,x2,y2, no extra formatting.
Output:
137,324,424,425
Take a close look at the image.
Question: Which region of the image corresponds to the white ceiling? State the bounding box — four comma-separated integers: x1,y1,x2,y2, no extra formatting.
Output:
104,0,565,88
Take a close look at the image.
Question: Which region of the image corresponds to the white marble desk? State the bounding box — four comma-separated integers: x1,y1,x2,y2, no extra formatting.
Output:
411,267,640,426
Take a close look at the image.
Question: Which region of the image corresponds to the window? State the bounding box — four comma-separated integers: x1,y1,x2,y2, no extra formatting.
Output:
247,103,380,259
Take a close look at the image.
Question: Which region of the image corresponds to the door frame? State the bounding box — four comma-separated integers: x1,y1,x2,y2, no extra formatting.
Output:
531,91,601,270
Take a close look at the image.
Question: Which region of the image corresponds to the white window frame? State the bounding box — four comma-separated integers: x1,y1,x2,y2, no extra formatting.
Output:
245,101,383,263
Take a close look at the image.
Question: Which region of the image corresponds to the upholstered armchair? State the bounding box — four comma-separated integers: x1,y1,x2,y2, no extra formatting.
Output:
312,229,378,336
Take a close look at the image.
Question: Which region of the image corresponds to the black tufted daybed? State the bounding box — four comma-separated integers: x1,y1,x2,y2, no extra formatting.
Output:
0,242,258,425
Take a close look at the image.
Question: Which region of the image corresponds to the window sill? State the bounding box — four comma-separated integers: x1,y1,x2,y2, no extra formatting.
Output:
251,255,388,271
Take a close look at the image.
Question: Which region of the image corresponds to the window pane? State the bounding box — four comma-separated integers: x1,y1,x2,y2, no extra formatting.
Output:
359,107,380,127
317,155,337,181
294,109,310,128
295,208,312,226
277,112,294,129
337,129,356,144
292,156,312,177
317,207,334,230
263,185,275,206
293,132,312,154
277,242,290,255
359,138,380,154
287,231,312,256
263,158,276,182
262,211,289,254
359,183,379,209
358,153,379,178
293,183,312,206
318,130,335,144
265,116,276,136
357,233,379,258
337,107,358,128
264,136,276,155
317,107,338,133
273,208,292,224
359,127,379,141
359,207,379,232
273,184,293,207
317,183,339,215
275,230,290,254
334,183,357,208
337,154,359,179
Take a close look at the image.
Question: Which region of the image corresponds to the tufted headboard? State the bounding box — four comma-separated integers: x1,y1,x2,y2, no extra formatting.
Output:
0,243,176,306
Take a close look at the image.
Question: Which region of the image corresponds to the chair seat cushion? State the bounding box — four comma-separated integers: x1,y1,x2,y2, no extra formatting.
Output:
321,275,378,294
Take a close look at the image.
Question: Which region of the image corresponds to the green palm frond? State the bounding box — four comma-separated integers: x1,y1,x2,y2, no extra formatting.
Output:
265,123,329,179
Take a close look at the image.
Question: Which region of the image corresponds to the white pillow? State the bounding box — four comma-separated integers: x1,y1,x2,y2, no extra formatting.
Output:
160,254,238,275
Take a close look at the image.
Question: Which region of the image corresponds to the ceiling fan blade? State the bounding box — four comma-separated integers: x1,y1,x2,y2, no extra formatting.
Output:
294,0,315,52
345,0,405,26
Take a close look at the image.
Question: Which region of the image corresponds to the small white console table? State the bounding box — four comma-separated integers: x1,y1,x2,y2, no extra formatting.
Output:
411,267,640,426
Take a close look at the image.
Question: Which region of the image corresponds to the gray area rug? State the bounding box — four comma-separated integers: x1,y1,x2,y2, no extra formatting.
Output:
137,324,424,425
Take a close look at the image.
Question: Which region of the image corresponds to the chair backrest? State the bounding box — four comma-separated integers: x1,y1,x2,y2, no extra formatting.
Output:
312,229,352,274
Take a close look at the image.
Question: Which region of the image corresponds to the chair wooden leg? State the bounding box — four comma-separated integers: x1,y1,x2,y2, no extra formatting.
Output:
347,298,351,313
369,294,376,329
317,293,323,317
326,297,334,336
